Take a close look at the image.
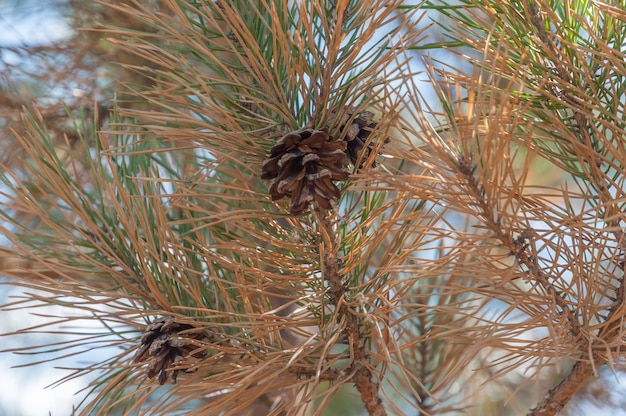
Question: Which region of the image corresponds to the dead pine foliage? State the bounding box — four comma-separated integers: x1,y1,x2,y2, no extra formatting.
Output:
1,0,626,415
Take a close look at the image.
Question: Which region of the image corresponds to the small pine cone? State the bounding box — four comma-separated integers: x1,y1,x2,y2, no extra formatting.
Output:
262,128,349,215
334,110,389,168
134,316,206,384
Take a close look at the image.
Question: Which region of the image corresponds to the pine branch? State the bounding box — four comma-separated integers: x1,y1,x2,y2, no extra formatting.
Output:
7,0,626,414
426,0,626,413
522,1,626,413
316,208,387,415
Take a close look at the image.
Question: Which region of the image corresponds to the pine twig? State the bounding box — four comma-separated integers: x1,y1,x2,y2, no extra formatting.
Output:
524,1,626,414
456,155,583,338
528,360,592,416
316,208,387,416
528,278,626,416
458,145,626,414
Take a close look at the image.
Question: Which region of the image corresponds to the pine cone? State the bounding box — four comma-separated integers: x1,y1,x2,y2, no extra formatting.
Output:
334,110,390,168
262,128,349,215
134,316,206,384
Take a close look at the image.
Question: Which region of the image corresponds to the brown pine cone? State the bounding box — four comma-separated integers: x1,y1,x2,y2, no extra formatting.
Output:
327,109,390,168
134,316,206,384
340,110,390,168
262,128,349,215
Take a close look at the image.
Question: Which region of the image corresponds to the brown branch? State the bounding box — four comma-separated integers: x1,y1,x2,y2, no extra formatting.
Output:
316,208,387,416
456,154,592,414
456,156,584,340
528,273,626,415
522,1,626,414
528,360,592,415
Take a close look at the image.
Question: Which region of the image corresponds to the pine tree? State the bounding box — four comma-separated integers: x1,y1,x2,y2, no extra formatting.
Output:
1,1,626,415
